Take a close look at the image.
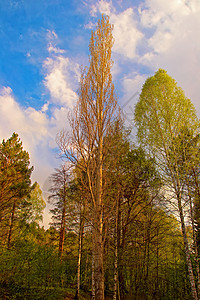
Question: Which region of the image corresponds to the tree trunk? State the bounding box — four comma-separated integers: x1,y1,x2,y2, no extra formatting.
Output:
59,204,66,258
189,188,200,297
93,82,104,300
76,214,84,299
7,200,16,249
93,211,104,300
113,193,120,300
178,197,198,300
92,243,95,300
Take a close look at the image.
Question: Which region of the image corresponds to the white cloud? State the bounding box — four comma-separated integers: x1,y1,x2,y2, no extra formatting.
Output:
97,0,113,15
0,87,27,138
138,0,200,115
41,102,49,112
89,1,143,60
43,55,79,107
90,0,113,16
0,84,71,186
122,73,146,97
111,8,144,59
48,44,66,54
43,29,80,108
0,86,53,185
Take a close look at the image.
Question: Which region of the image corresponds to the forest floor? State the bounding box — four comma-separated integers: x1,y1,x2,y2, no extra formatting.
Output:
64,290,90,300
0,285,112,300
64,290,113,300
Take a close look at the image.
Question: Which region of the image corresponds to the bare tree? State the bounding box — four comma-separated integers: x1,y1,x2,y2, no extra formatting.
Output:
57,15,118,300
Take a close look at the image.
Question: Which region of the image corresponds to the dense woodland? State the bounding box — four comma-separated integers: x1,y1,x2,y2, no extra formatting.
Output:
1,15,200,300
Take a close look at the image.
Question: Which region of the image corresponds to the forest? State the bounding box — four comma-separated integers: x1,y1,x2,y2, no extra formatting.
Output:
0,15,200,300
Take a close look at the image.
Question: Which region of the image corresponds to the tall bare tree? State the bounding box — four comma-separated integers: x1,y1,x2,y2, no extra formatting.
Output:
57,15,117,300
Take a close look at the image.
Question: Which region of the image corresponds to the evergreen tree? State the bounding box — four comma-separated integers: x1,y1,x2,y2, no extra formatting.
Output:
0,133,33,247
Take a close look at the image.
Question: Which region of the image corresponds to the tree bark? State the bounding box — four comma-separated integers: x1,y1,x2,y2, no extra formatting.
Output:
76,213,84,299
178,196,198,300
113,193,120,300
188,185,200,297
92,242,95,300
59,180,67,259
7,200,16,249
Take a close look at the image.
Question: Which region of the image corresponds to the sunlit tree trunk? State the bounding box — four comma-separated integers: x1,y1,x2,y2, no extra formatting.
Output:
178,195,198,300
76,209,85,299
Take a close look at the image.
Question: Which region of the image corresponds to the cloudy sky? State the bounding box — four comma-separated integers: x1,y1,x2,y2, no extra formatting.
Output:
0,0,200,227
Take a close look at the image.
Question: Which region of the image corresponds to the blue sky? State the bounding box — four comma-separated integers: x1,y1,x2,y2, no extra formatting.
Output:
0,0,200,227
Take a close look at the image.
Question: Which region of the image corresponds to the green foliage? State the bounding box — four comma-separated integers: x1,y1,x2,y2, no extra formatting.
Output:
0,224,79,299
134,69,199,154
0,133,33,247
0,132,33,201
134,69,199,299
1,70,199,299
19,182,46,224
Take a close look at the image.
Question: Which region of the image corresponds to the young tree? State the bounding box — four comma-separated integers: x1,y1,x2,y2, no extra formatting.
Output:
57,15,118,300
134,69,200,300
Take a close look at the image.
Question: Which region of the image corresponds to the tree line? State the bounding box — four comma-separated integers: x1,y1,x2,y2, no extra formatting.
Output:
0,15,200,300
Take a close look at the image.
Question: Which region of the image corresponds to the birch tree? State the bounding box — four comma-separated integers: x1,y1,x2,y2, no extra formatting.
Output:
134,69,200,300
57,15,117,300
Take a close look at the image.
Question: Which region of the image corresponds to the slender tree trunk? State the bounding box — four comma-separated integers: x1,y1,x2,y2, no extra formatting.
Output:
76,214,84,299
156,228,159,297
145,224,151,292
189,189,200,297
93,88,104,300
59,203,66,258
92,242,95,300
7,200,16,249
118,232,125,300
113,193,120,300
93,210,104,300
178,196,198,300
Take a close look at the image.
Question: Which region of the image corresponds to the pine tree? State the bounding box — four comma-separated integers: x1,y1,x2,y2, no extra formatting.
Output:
0,133,33,247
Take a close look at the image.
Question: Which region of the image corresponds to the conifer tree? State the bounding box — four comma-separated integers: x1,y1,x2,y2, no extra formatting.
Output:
0,133,33,247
